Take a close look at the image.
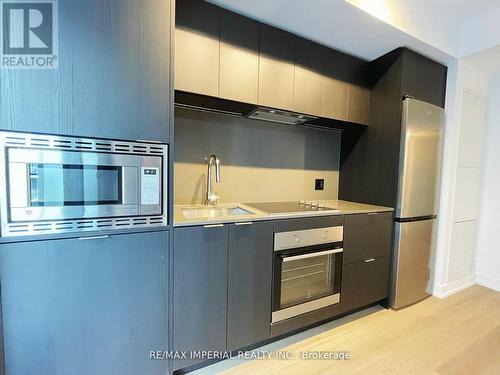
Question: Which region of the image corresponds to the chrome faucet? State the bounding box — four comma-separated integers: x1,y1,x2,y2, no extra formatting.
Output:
205,154,221,205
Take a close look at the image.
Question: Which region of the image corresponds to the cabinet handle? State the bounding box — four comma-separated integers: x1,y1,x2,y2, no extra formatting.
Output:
203,224,224,228
364,258,376,263
235,222,253,226
366,212,379,216
78,235,109,241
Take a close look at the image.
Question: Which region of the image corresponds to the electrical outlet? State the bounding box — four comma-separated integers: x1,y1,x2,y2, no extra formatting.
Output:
315,179,324,191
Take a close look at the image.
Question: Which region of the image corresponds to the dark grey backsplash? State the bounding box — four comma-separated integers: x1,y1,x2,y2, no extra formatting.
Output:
174,107,341,171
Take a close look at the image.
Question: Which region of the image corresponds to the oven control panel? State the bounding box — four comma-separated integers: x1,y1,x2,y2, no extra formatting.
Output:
274,226,344,251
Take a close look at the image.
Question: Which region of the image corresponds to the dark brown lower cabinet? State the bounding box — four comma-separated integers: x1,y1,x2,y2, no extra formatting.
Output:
173,221,274,371
172,213,394,372
0,231,169,375
340,256,391,313
173,225,229,371
343,212,393,265
227,222,273,351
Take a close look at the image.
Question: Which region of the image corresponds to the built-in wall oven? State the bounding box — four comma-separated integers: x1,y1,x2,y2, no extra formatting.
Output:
0,131,168,237
272,226,343,324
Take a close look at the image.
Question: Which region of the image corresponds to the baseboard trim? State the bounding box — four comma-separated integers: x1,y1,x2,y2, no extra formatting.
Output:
431,274,476,298
476,274,500,292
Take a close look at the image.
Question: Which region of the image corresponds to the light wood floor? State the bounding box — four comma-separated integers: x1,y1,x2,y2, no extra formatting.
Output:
220,286,500,375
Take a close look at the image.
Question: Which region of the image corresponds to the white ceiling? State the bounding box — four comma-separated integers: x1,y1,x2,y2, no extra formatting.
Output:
431,0,500,20
460,6,500,58
208,0,500,64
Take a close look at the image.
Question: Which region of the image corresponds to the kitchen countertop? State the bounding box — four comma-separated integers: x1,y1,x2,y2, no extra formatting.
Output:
174,200,394,227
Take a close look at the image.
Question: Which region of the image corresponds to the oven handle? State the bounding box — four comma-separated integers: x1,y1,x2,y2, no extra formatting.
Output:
282,248,343,263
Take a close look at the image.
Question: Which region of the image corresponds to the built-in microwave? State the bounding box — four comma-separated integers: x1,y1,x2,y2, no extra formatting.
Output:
0,131,168,237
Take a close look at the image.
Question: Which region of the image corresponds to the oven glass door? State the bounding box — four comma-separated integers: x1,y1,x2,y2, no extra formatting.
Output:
273,247,342,323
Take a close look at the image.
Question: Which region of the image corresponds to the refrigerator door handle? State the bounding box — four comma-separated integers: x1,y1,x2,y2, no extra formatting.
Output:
394,215,437,223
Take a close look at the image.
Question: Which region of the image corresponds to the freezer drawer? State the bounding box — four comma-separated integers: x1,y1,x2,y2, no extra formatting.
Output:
341,256,391,314
390,219,435,309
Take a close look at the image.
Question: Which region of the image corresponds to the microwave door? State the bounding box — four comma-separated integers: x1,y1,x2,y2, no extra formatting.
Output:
7,148,142,222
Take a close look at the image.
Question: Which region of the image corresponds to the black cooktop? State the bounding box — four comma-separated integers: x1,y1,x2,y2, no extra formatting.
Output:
246,201,338,214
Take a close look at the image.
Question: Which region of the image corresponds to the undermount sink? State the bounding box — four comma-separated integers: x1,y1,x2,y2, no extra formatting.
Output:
181,206,254,219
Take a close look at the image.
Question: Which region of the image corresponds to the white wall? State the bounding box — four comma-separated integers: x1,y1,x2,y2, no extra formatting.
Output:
476,74,500,291
431,60,489,298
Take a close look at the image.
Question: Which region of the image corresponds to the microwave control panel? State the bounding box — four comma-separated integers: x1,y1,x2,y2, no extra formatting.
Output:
141,167,160,205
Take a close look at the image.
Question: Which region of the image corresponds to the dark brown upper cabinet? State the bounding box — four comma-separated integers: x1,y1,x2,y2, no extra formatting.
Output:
219,12,260,104
323,50,350,121
293,38,325,116
174,0,371,127
401,49,447,108
347,57,372,125
175,0,220,97
1,0,172,142
258,25,296,111
348,85,371,125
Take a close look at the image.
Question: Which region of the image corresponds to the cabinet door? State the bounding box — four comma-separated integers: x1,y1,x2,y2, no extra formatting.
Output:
341,256,390,313
175,0,220,97
173,225,228,370
323,50,349,120
348,84,371,125
258,25,295,111
401,49,448,108
343,212,393,265
227,222,273,351
0,232,169,375
347,56,371,125
219,12,259,104
293,38,325,116
0,0,171,142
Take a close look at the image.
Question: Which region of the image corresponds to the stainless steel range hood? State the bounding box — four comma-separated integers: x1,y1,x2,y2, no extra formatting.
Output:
247,107,316,125
175,91,359,130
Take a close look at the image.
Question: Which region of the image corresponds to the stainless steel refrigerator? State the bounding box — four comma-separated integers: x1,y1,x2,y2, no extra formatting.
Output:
389,98,444,310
